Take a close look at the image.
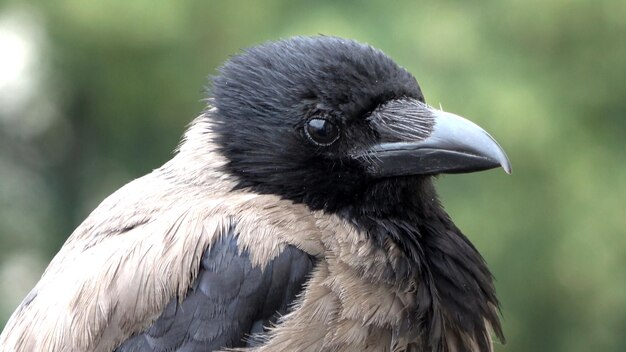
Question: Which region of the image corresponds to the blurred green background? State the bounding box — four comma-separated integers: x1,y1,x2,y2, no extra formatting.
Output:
0,0,624,351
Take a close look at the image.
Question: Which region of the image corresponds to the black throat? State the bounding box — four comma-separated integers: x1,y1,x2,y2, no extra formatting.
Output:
334,177,505,351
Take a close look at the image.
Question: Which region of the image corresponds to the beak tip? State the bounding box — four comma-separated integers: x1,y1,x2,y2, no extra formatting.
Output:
494,150,512,175
483,131,512,175
497,154,512,174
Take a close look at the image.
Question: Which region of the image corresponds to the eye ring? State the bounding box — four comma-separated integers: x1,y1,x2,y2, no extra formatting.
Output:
304,118,340,146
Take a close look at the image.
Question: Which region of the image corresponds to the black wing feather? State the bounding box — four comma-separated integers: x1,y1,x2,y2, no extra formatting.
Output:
116,227,314,351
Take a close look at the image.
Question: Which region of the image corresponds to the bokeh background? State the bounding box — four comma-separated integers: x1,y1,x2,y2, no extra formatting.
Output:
0,1,624,351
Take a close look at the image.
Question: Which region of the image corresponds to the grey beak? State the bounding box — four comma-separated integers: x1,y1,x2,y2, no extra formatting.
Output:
357,107,512,177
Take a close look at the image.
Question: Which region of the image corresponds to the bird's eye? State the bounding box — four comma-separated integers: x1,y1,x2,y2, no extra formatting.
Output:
305,118,340,146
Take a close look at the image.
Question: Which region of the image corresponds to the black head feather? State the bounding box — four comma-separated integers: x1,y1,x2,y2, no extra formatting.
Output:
211,36,424,210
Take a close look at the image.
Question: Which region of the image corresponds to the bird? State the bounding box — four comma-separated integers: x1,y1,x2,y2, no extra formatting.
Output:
0,36,511,352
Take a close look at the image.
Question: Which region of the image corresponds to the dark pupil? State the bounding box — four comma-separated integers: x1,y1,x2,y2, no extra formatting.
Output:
307,119,338,145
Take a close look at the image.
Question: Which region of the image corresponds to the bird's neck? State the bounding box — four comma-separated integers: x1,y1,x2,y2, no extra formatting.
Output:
339,178,504,350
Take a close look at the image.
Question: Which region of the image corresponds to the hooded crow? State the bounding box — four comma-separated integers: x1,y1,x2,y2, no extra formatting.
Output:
0,36,510,352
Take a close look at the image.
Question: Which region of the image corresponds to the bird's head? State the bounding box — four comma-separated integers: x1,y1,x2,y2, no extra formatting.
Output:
210,36,511,212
